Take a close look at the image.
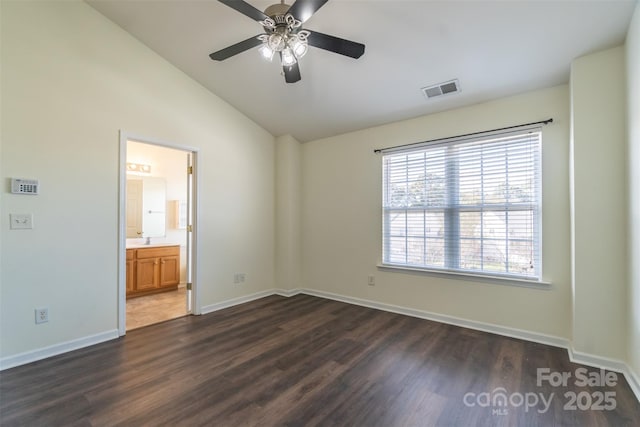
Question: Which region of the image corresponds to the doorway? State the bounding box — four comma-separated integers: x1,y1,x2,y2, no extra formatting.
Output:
118,132,199,335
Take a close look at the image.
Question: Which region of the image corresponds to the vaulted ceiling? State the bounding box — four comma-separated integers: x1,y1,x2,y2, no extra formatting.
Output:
88,0,636,142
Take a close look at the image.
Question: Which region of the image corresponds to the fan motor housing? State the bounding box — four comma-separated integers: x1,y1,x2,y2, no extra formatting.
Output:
264,3,291,19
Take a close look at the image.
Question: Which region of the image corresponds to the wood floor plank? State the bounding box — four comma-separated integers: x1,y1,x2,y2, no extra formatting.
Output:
1,294,639,426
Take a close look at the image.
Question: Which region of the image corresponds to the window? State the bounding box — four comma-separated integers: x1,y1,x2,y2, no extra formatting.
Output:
382,129,541,281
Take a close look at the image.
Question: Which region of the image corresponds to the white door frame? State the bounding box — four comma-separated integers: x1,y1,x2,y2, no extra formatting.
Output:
117,131,201,336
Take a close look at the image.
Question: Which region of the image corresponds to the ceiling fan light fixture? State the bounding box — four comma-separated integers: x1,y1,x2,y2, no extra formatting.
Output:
211,0,366,83
268,33,286,51
288,36,307,58
257,19,310,66
292,40,308,57
281,47,297,66
258,44,275,61
259,17,277,29
256,10,310,68
284,13,302,29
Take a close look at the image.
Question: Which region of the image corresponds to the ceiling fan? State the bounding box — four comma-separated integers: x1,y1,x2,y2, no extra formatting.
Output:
210,0,365,83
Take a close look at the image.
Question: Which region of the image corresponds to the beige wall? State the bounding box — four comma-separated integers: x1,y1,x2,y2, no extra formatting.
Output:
0,1,275,360
626,3,640,379
301,86,572,339
276,135,302,291
570,46,628,361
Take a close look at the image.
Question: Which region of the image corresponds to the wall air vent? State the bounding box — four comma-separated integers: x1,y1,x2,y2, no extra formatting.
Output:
421,79,461,99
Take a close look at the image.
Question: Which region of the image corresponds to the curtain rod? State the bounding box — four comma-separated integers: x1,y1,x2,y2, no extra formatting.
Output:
373,118,553,154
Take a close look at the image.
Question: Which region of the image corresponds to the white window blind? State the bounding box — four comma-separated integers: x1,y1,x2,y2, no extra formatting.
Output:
382,128,542,280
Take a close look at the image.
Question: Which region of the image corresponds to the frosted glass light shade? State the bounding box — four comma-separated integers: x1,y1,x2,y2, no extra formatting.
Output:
268,33,285,51
289,36,308,58
281,48,297,66
259,44,275,61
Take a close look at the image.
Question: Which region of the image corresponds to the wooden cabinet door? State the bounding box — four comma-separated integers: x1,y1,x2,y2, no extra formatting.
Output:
126,259,136,293
159,256,180,287
126,249,136,293
136,257,159,291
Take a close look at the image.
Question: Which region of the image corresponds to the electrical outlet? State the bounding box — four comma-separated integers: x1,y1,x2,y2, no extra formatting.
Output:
35,308,48,324
234,273,247,284
368,275,375,286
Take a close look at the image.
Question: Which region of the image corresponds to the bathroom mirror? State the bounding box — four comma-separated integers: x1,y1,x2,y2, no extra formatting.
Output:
126,177,166,238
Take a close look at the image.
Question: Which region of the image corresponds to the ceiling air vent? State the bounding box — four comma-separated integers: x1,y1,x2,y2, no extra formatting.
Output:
421,79,461,99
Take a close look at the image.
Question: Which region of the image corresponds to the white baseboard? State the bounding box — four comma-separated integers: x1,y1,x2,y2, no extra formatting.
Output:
0,329,119,371
568,347,640,403
200,289,282,315
273,288,302,297
624,367,640,403
568,347,629,373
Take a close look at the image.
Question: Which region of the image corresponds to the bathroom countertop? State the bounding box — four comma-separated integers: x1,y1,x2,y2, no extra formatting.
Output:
126,243,181,249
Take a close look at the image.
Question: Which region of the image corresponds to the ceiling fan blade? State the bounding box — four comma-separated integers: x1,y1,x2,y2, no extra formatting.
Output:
307,30,365,59
286,0,329,23
210,35,263,61
283,62,301,83
218,0,269,22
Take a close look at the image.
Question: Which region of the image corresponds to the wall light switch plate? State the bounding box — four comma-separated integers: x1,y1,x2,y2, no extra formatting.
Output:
10,214,33,229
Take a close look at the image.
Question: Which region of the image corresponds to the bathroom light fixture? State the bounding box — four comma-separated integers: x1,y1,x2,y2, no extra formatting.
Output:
126,162,151,174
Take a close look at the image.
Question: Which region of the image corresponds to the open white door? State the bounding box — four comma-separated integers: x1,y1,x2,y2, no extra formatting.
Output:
186,152,194,313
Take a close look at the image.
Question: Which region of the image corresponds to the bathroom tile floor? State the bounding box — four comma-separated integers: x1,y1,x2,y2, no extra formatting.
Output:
126,287,188,330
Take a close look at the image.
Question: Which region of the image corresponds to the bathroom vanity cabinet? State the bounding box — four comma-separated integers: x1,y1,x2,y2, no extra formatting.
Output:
126,245,180,298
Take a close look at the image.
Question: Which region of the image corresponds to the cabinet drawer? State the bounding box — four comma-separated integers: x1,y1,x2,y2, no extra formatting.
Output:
135,245,180,259
126,249,135,260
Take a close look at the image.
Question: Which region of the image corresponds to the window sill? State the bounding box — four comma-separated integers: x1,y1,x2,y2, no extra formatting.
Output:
376,263,553,289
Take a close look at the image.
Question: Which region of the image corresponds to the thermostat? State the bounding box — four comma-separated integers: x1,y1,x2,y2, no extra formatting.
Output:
11,178,39,195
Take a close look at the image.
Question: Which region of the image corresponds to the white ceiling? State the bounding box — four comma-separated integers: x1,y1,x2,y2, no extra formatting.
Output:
87,0,636,142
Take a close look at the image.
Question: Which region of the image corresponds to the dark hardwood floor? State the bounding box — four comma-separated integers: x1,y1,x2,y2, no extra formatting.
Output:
1,294,639,426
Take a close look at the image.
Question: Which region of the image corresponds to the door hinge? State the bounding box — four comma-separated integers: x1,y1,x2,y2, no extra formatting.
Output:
187,224,193,232
187,166,193,175
186,282,192,291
